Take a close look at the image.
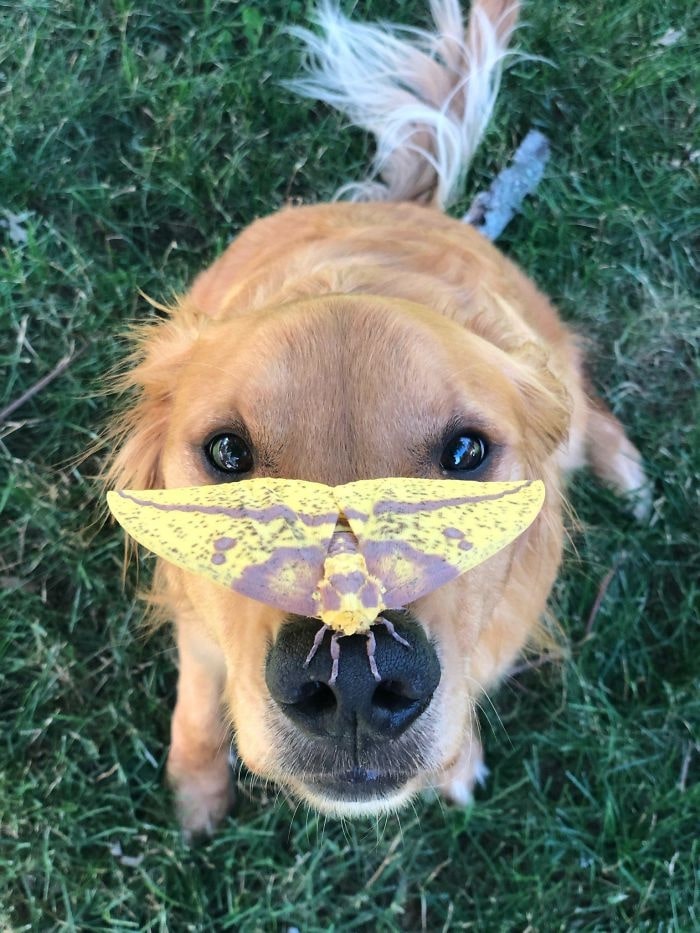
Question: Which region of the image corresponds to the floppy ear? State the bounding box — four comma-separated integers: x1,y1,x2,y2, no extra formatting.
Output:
469,291,572,466
105,300,204,492
506,341,572,465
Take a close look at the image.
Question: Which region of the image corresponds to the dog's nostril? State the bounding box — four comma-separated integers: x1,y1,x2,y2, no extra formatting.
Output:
266,614,440,740
289,681,337,718
372,680,418,714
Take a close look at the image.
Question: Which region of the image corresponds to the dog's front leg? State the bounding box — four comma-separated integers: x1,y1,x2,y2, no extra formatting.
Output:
166,619,234,837
434,734,488,807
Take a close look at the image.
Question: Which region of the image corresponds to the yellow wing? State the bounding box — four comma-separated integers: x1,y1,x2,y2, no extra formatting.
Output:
334,478,545,608
107,479,338,616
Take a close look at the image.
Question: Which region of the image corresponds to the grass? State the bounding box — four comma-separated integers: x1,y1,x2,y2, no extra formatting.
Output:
1,0,697,929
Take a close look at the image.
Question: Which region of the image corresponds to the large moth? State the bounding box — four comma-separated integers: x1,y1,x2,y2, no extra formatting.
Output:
107,477,544,681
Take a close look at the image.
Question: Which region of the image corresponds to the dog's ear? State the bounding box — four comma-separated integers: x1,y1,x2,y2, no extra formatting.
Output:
469,293,573,467
105,300,204,491
505,341,572,468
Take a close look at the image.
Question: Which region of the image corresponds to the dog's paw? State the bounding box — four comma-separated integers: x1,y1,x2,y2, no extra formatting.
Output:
167,756,234,839
609,438,652,522
434,739,489,807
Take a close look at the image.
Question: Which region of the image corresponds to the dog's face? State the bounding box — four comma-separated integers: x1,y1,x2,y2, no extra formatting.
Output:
136,293,566,815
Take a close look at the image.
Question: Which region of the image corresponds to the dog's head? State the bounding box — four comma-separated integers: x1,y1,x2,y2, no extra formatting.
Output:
109,292,570,815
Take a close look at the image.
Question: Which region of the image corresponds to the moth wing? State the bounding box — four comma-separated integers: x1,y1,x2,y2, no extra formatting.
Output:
335,478,545,608
107,478,338,616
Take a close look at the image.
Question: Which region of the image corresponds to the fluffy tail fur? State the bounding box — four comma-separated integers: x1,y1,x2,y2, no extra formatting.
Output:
287,0,520,209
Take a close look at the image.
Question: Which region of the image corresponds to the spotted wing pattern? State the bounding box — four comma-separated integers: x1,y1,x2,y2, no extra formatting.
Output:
107,477,544,626
106,479,338,616
335,478,545,608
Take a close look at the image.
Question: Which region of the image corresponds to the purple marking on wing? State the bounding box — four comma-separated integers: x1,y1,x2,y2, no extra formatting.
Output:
370,482,531,516
214,536,237,550
458,539,473,551
361,538,466,607
116,490,336,528
342,507,370,522
232,545,324,616
211,553,227,565
443,527,463,539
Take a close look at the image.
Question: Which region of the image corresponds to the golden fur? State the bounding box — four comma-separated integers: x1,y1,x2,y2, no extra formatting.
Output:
107,3,646,834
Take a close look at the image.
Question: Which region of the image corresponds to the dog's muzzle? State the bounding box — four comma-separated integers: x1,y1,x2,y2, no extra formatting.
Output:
265,611,441,801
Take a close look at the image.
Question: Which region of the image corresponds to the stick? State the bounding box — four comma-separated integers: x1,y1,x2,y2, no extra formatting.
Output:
584,565,618,636
463,129,550,240
0,349,76,424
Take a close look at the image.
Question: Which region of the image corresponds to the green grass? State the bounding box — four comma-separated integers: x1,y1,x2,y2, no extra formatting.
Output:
1,0,698,929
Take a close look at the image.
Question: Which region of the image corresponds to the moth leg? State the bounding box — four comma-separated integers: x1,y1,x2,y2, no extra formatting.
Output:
328,632,342,686
304,624,329,667
366,629,381,682
379,615,412,649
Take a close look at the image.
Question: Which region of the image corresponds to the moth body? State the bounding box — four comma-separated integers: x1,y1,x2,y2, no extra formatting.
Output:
314,521,386,634
106,478,546,642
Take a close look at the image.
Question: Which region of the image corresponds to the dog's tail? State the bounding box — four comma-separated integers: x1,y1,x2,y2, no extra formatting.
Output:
287,0,520,210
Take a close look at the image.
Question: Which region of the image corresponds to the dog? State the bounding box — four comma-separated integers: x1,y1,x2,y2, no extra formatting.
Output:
107,0,647,835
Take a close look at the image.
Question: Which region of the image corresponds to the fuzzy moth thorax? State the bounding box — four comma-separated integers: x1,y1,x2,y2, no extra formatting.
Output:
313,523,385,634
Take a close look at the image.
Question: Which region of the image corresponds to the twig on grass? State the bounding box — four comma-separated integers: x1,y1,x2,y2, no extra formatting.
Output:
584,556,624,637
677,743,694,793
510,555,627,680
0,346,80,424
463,129,550,240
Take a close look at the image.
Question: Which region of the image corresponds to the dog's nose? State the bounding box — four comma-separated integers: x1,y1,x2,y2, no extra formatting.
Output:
265,613,440,740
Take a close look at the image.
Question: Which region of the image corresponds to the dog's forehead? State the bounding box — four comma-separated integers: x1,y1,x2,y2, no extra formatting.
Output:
260,298,452,393
175,296,516,482
195,297,462,412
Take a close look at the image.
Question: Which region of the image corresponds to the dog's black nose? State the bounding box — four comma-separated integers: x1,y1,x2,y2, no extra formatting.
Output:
265,612,440,740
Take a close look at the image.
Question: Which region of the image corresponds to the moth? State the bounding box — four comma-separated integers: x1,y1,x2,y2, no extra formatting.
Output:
107,477,544,682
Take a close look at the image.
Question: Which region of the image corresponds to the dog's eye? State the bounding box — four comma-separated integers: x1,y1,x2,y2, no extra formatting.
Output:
440,434,488,473
206,434,254,476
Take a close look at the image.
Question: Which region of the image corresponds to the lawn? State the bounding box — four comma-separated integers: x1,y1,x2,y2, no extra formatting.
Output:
1,0,697,929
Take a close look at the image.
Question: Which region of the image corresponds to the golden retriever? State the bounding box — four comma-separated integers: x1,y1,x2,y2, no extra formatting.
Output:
107,0,647,834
